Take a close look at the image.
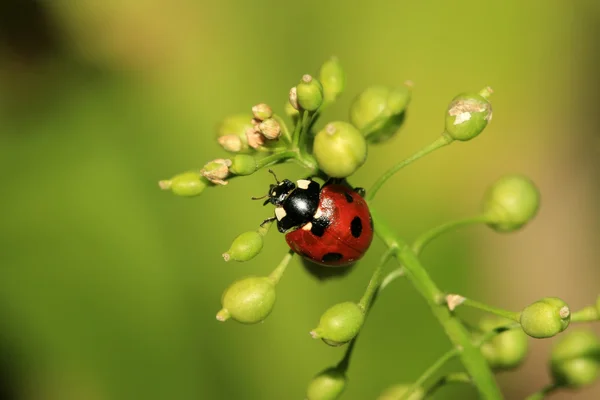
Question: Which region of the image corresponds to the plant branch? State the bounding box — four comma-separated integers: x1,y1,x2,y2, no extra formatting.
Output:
525,383,560,400
412,215,489,255
450,296,520,322
358,247,396,311
399,348,459,400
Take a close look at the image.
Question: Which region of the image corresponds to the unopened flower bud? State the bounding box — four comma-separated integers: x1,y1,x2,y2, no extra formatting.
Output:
319,56,345,105
550,329,600,388
289,87,300,110
306,367,347,400
251,103,273,121
483,175,540,233
520,297,570,338
444,89,492,141
201,159,231,185
216,114,255,153
246,128,265,149
218,135,243,153
479,317,529,370
216,276,276,324
285,101,300,121
230,154,257,176
159,171,208,197
310,302,364,346
296,74,324,111
258,118,281,140
313,122,367,178
377,384,425,400
222,230,264,262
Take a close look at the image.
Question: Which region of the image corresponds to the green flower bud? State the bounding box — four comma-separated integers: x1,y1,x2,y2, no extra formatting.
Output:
306,367,347,400
258,118,281,140
296,74,324,111
216,276,276,324
483,175,540,233
377,384,424,400
444,89,492,141
550,329,600,388
349,84,411,143
313,122,367,178
285,101,300,121
222,231,264,262
319,56,345,105
201,158,231,185
251,103,273,121
230,154,257,176
520,297,570,338
158,171,208,197
216,114,255,153
478,317,528,370
310,302,365,346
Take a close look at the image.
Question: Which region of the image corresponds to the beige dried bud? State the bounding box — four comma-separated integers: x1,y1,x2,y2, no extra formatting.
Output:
251,103,273,121
246,128,265,149
201,158,232,185
258,118,281,140
289,86,299,110
217,135,243,153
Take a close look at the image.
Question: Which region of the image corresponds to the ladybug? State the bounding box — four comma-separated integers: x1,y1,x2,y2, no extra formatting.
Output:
257,171,373,267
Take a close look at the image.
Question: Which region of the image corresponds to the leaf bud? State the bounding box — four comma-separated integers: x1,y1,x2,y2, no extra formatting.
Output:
520,297,570,338
550,329,600,388
230,154,257,176
158,171,208,197
222,230,264,262
289,86,300,110
310,301,364,346
251,103,273,121
201,158,231,185
444,89,492,141
376,384,425,400
258,118,281,140
296,74,324,111
313,122,367,178
478,317,528,370
306,367,347,400
319,56,345,105
216,114,255,153
483,175,540,233
216,276,276,324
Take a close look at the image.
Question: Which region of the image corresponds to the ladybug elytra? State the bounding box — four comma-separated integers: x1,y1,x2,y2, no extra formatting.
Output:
258,171,374,267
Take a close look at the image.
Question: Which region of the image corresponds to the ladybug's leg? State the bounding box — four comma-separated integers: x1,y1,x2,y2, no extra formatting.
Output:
323,177,344,187
260,216,276,227
353,187,366,198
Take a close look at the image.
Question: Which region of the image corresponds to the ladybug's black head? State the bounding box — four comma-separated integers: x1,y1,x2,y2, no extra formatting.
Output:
266,179,295,206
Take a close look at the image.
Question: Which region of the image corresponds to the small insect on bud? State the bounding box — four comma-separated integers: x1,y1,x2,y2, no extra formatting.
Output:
216,276,276,324
222,230,264,262
289,86,300,110
520,297,570,339
201,159,231,185
251,103,273,121
550,329,600,388
306,367,347,400
230,154,257,176
377,384,425,400
216,113,255,153
313,122,367,178
310,302,365,346
444,89,492,141
349,84,412,144
159,171,208,197
483,175,540,233
478,317,529,370
258,118,281,140
296,74,324,111
319,56,345,105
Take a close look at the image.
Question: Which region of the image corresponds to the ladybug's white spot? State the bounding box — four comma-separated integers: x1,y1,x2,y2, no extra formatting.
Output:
271,191,276,196
302,222,313,231
313,208,323,219
275,207,287,221
297,179,311,189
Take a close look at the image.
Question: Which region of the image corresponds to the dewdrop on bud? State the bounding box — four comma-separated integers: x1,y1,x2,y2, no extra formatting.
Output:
222,230,264,262
296,75,324,111
478,317,529,370
483,175,540,233
230,154,257,176
377,384,425,400
319,56,345,105
310,302,365,346
201,159,231,185
444,89,492,141
251,103,273,121
289,87,299,110
258,118,281,140
306,367,347,400
520,297,570,339
159,171,207,197
550,329,600,388
216,276,276,324
313,122,367,178
216,114,255,153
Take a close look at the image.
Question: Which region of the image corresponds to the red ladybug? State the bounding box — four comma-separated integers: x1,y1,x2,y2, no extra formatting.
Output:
258,171,373,266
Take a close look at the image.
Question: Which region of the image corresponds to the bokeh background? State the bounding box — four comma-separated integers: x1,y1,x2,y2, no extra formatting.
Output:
0,0,599,399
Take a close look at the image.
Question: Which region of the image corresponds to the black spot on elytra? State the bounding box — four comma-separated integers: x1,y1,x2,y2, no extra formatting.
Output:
322,252,343,263
311,217,330,237
344,192,353,203
350,216,362,238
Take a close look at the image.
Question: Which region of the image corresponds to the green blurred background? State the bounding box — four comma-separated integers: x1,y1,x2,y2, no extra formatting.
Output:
0,0,599,399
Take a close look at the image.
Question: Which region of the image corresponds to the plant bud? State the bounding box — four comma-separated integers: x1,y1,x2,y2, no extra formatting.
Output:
216,276,276,324
478,317,528,370
306,367,347,400
289,87,300,110
222,231,264,262
285,101,300,121
230,154,257,176
483,175,540,233
296,74,324,111
349,84,411,143
550,329,600,388
158,171,208,197
377,384,425,400
310,302,364,346
444,89,492,141
319,56,345,105
216,114,255,153
246,128,265,149
201,159,231,185
258,118,281,140
313,122,367,178
251,103,273,121
520,297,570,338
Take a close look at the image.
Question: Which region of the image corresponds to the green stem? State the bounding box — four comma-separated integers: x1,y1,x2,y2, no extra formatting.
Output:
425,372,471,397
292,111,309,149
378,266,405,292
366,134,454,201
336,336,357,373
571,305,599,322
458,297,520,322
371,207,503,400
256,150,298,169
269,250,295,285
474,323,521,347
399,348,459,400
358,247,395,311
525,383,560,400
272,114,292,143
412,215,489,255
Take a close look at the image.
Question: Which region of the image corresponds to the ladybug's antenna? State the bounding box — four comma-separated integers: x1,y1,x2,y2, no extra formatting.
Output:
268,169,280,184
251,194,268,201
